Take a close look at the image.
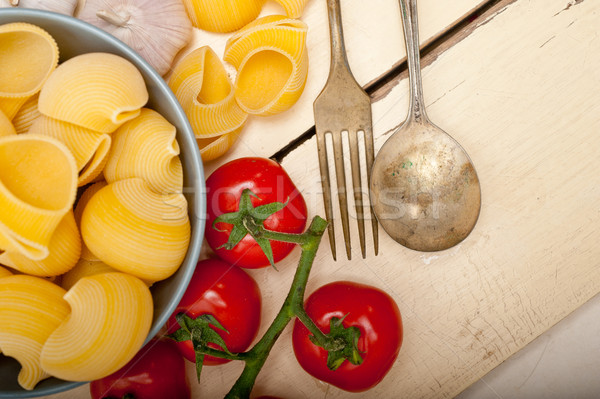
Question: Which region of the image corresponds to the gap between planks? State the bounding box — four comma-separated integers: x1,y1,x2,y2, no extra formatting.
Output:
270,0,508,163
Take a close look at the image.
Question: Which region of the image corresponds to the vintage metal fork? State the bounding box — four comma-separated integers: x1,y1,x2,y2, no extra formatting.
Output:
314,0,378,260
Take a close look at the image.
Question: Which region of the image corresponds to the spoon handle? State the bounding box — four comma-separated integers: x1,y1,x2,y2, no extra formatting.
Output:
399,0,428,123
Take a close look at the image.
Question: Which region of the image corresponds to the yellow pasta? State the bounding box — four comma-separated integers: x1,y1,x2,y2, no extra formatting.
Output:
0,110,16,137
38,53,149,133
182,0,266,33
0,23,59,119
40,272,152,381
28,115,112,186
169,46,248,140
236,47,308,116
224,15,307,67
197,127,243,162
0,265,12,278
10,94,41,134
223,15,309,116
73,181,107,261
60,258,119,291
80,178,190,282
273,0,309,18
0,212,80,277
0,134,78,261
0,275,70,390
103,108,183,194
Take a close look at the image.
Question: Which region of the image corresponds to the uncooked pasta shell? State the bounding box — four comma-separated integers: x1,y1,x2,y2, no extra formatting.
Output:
0,110,15,137
0,275,70,390
182,0,266,33
0,134,78,261
80,178,190,282
0,22,59,98
224,15,308,68
10,94,40,134
73,181,107,261
28,115,112,186
103,108,183,194
60,258,119,291
272,0,309,18
234,47,309,116
0,212,80,277
197,127,243,162
38,53,148,133
40,272,152,381
169,46,248,139
0,266,11,278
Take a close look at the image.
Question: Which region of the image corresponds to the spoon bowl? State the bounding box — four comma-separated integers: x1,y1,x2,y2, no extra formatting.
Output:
370,0,480,251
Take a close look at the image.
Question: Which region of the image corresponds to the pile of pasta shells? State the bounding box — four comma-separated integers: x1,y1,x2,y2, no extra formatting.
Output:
0,22,191,390
169,0,310,161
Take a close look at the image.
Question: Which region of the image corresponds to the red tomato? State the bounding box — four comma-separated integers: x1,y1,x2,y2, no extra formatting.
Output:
89,338,190,399
167,258,261,364
205,157,308,268
292,281,403,392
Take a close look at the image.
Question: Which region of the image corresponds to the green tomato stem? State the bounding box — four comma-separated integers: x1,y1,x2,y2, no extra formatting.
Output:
223,215,327,399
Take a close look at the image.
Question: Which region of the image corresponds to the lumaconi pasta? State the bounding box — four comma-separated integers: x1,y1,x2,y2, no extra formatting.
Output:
223,15,309,116
10,94,40,134
80,178,190,282
40,272,152,381
224,15,307,67
73,181,107,261
0,23,59,119
182,0,266,33
169,46,248,139
0,275,70,390
273,0,310,18
197,127,243,162
28,115,112,186
0,134,77,261
103,108,183,194
38,53,149,133
0,211,80,277
0,265,12,278
60,258,119,290
0,110,15,136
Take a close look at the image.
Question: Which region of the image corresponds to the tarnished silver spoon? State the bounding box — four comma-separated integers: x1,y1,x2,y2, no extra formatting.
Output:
370,0,481,252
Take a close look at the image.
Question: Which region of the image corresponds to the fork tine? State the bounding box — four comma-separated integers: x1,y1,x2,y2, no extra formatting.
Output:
364,124,379,255
316,130,337,260
331,131,352,260
348,130,366,258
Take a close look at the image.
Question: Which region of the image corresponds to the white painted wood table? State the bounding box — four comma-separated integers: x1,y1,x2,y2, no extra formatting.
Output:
46,0,600,398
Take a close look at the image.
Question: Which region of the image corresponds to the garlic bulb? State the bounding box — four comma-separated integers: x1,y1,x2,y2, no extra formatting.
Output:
0,0,78,15
77,0,193,76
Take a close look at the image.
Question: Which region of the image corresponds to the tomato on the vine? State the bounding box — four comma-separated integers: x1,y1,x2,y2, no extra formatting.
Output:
167,258,262,365
205,157,308,268
292,281,403,392
89,338,190,399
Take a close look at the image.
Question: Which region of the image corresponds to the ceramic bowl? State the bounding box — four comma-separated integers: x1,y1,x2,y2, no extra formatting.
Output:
0,8,204,398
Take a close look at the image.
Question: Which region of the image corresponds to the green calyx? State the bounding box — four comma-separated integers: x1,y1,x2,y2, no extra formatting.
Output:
213,189,289,268
168,313,233,381
309,316,364,370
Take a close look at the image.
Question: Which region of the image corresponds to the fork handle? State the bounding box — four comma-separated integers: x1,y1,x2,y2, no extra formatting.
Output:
326,0,351,74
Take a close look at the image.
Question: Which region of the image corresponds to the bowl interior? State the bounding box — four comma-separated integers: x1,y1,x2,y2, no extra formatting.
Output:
0,9,204,398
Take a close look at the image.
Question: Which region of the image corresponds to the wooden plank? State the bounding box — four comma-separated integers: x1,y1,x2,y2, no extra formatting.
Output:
184,0,491,175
